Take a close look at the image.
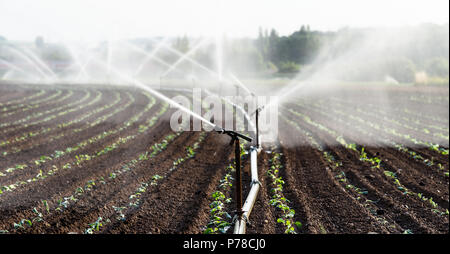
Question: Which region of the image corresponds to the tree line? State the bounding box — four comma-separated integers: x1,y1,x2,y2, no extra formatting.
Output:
251,24,449,83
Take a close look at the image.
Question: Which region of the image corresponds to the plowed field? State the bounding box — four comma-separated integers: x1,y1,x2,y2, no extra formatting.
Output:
0,83,448,234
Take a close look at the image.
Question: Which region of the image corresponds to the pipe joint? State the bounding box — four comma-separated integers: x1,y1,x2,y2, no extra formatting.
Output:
251,179,262,186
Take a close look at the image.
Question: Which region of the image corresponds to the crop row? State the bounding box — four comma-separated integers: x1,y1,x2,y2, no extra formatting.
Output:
266,149,302,234
0,90,63,116
327,97,449,142
1,98,167,233
20,91,125,156
290,102,449,213
0,90,96,150
329,95,449,127
84,132,207,234
2,131,183,233
1,90,71,118
296,101,449,176
203,141,251,234
286,107,449,217
408,94,449,105
281,114,401,231
0,92,155,186
203,164,235,234
0,91,121,158
329,97,449,134
0,90,45,108
299,100,449,157
0,89,93,131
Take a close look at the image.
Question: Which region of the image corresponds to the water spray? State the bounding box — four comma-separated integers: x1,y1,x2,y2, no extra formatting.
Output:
229,72,254,96
161,38,211,78
146,78,260,234
132,78,256,226
1,36,265,234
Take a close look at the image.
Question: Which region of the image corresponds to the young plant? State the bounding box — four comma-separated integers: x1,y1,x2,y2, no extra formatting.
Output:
267,151,302,234
85,217,104,234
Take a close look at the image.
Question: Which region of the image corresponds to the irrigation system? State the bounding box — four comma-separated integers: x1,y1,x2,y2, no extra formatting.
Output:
213,100,262,234
201,82,263,234
226,80,263,234
155,82,262,234
0,37,267,234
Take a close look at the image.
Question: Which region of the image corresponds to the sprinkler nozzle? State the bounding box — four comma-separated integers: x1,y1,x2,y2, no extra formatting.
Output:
251,106,264,116
224,130,253,143
214,126,253,143
214,125,225,134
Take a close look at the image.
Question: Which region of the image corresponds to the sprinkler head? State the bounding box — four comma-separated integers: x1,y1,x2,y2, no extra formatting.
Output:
224,130,253,143
213,125,253,143
213,125,225,134
250,106,264,116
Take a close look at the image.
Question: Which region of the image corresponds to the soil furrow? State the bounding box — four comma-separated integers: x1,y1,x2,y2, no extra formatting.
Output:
0,90,117,155
282,108,448,233
15,129,193,233
0,89,72,122
278,117,383,234
0,107,169,227
292,102,449,182
104,133,233,234
0,89,97,150
0,92,159,191
242,151,279,234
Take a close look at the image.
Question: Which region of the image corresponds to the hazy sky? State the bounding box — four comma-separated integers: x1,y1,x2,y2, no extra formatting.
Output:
0,0,448,42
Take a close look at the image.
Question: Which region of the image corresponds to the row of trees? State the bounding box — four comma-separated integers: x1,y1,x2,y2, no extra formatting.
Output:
253,24,449,83
256,25,327,73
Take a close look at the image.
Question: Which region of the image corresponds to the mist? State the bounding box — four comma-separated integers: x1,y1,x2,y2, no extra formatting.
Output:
0,2,448,150
264,24,448,148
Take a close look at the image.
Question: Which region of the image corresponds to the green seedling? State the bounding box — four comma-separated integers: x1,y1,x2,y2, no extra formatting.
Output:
85,217,103,234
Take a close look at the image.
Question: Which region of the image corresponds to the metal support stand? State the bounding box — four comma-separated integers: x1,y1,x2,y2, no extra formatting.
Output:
255,108,260,149
234,137,243,218
215,127,252,223
251,106,263,150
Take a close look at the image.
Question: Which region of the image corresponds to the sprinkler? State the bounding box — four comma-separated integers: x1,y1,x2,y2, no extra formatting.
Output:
214,126,252,220
134,78,258,234
230,79,260,149
215,127,253,143
255,107,261,149
254,104,267,150
248,96,262,150
234,84,240,97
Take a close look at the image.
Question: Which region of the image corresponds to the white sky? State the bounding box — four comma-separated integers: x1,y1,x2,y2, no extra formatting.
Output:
0,0,448,42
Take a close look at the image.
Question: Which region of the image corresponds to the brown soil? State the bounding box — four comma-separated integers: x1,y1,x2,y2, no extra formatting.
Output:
0,83,447,234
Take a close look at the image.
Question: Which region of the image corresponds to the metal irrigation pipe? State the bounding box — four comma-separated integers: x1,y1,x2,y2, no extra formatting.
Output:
233,146,261,234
